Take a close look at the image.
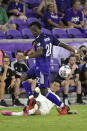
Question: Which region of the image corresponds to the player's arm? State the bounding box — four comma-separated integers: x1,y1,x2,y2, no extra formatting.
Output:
59,43,77,53
25,47,43,60
53,36,78,54
21,73,29,82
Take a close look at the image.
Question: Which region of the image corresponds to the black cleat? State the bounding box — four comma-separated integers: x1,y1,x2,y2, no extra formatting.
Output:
0,100,8,107
77,100,86,104
14,99,24,106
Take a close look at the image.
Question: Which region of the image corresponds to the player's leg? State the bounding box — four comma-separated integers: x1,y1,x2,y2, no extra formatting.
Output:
1,110,23,116
22,81,34,99
75,80,84,103
62,79,70,106
39,72,64,108
83,64,87,95
84,71,87,95
0,80,8,107
11,78,24,106
1,103,39,116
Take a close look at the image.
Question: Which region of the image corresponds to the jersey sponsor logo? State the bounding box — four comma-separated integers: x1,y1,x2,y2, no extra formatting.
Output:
71,17,80,23
51,14,58,19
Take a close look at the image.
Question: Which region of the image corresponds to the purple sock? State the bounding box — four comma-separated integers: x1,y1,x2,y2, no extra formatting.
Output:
46,92,62,107
22,81,33,98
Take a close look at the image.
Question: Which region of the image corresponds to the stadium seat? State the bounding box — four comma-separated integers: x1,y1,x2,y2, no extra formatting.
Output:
67,28,83,38
25,0,41,8
22,28,34,39
27,17,41,25
6,29,22,39
13,18,28,31
50,58,59,72
42,28,52,35
25,8,33,18
52,28,68,38
50,58,60,82
0,30,6,39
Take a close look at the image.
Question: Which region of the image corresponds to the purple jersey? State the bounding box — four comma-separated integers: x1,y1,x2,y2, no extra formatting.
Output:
44,12,61,30
34,33,60,74
65,8,83,25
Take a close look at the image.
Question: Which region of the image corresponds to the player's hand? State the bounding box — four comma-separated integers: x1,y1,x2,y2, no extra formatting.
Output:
4,64,8,71
72,64,77,70
20,55,27,60
77,49,85,58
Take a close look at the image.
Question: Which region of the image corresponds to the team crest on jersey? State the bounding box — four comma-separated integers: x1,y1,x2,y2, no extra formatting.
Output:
44,37,50,42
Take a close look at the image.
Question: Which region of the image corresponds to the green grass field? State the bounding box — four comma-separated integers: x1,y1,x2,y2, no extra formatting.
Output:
0,105,87,131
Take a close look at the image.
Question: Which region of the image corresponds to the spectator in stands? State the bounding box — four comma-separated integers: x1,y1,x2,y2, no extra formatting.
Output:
0,0,16,32
79,45,87,96
56,0,71,17
63,0,84,28
7,0,27,21
11,50,36,105
63,54,84,104
44,4,65,30
37,0,58,18
11,50,28,105
0,56,15,107
82,1,87,28
52,54,84,105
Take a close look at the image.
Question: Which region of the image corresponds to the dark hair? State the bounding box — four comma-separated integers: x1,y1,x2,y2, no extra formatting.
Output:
72,0,81,6
30,21,42,29
16,50,24,55
69,54,76,59
47,4,53,12
79,45,86,49
3,55,10,61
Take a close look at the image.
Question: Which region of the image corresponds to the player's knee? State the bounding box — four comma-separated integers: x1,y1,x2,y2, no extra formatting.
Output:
40,88,48,96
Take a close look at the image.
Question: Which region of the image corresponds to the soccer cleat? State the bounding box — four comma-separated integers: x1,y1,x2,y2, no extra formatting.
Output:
58,105,68,116
14,99,24,106
0,100,8,107
27,97,36,110
77,100,86,105
1,110,12,116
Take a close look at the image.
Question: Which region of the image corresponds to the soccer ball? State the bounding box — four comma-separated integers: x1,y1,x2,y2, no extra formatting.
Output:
59,65,71,78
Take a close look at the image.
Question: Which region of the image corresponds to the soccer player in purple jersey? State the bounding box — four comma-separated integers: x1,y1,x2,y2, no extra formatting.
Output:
22,21,82,115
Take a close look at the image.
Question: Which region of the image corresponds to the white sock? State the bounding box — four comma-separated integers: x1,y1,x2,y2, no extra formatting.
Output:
12,111,23,116
65,98,69,106
29,95,34,99
35,87,40,93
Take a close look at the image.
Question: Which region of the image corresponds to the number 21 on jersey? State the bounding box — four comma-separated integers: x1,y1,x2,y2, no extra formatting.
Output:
46,43,52,56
